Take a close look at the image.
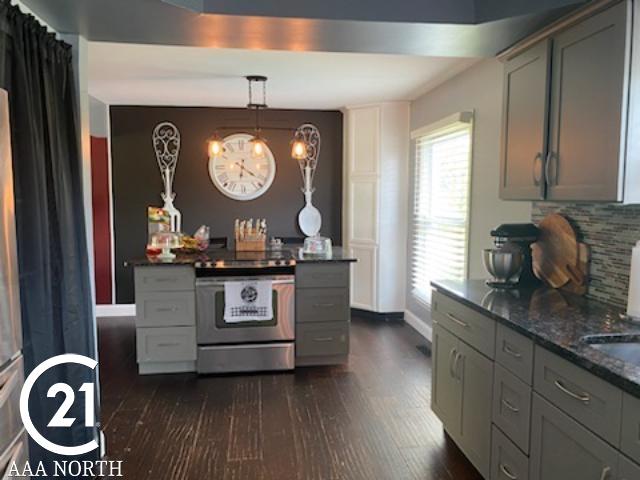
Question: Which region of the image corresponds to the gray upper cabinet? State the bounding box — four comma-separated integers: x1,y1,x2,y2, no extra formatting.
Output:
530,393,619,480
500,1,640,203
431,324,462,436
547,1,629,202
500,40,551,200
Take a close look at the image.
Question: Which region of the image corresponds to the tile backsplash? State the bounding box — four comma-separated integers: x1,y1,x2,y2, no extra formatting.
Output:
532,203,640,308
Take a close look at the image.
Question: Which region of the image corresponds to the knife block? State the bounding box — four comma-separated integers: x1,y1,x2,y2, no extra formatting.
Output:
235,238,266,252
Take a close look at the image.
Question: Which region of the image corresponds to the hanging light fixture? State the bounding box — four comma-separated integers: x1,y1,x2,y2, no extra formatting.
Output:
246,75,268,160
206,76,319,165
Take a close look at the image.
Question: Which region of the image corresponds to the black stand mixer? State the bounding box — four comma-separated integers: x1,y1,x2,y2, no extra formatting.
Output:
485,223,541,288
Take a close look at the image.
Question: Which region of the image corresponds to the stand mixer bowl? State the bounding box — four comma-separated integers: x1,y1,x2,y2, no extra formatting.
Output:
483,249,524,286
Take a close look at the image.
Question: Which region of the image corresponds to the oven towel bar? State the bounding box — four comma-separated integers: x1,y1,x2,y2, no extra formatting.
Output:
224,280,274,322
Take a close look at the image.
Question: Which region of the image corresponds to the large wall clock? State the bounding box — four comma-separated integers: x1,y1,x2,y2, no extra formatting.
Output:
208,133,276,201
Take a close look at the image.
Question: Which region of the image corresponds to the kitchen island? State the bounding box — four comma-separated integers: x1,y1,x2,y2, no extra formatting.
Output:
431,279,640,480
127,247,356,375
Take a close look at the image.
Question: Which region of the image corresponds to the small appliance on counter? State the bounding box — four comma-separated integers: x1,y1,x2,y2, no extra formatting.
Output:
627,240,640,321
483,223,540,288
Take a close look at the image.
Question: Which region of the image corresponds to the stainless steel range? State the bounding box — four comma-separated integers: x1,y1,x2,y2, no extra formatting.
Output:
195,251,296,374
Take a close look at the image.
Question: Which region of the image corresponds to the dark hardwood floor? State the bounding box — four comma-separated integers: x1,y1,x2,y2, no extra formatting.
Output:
98,315,483,480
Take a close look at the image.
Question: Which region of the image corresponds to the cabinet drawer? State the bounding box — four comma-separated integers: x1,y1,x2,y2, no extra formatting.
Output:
491,426,529,480
432,291,496,359
621,393,640,464
493,364,532,454
495,324,534,384
0,356,23,456
533,346,622,446
296,322,349,358
134,266,194,292
296,264,349,289
136,291,195,327
137,327,196,363
296,288,349,323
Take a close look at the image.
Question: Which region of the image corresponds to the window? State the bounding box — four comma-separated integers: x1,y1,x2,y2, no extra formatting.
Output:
410,113,472,304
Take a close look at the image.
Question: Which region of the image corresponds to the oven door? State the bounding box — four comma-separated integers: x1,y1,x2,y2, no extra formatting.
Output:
196,275,295,345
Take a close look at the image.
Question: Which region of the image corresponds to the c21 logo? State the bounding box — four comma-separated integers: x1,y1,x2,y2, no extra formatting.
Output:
20,354,99,456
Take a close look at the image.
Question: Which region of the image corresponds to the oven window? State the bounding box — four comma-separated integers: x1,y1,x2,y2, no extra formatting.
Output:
214,290,279,328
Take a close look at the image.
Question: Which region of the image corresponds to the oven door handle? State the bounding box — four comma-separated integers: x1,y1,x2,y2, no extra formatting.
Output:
196,278,295,288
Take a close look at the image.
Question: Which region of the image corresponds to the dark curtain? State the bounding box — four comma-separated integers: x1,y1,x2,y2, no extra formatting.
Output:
0,1,98,476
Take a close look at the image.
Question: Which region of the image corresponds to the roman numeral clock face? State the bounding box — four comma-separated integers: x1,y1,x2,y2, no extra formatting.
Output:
208,133,276,201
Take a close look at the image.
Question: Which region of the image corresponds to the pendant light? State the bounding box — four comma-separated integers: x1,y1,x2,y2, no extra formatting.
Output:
247,75,268,160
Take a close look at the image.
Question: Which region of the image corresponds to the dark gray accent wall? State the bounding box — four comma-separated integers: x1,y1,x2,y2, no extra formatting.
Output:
532,203,640,308
110,106,343,303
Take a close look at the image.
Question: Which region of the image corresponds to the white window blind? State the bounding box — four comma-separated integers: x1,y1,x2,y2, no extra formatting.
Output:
411,121,472,304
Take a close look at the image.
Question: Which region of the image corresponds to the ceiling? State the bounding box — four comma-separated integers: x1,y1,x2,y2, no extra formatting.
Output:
21,0,584,57
88,42,479,109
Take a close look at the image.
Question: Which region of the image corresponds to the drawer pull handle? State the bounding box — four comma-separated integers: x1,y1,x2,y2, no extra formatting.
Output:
554,379,590,404
501,398,520,413
156,307,179,313
313,303,336,308
599,466,611,480
315,337,335,342
499,463,517,480
155,278,177,283
157,342,181,348
503,344,522,359
446,313,469,329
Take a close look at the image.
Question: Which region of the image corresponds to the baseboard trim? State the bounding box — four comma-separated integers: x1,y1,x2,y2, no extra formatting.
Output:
404,309,432,342
96,304,136,317
351,308,404,322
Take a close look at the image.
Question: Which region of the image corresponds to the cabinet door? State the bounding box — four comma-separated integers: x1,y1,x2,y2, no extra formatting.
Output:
431,324,462,437
458,341,493,479
547,2,629,201
619,454,640,480
530,393,619,480
500,40,551,200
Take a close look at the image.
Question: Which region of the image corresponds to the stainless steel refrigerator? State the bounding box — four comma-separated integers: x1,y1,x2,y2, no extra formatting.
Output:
0,89,29,477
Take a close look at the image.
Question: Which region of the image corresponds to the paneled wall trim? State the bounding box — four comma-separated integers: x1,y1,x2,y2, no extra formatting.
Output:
532,202,640,307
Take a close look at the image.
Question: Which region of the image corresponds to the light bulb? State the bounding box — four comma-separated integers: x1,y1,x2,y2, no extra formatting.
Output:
291,140,307,160
209,139,223,158
251,138,266,159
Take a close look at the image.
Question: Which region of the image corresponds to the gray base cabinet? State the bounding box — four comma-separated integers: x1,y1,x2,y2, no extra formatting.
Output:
295,263,350,366
432,315,492,478
134,266,196,375
530,393,619,480
432,324,462,434
432,289,640,480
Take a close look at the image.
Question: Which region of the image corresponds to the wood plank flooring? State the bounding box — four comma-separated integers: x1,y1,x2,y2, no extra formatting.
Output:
98,315,483,480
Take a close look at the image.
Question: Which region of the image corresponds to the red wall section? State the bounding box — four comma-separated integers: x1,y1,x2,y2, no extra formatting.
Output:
91,136,113,305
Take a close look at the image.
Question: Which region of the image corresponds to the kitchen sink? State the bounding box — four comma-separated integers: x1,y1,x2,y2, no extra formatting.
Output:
582,334,640,367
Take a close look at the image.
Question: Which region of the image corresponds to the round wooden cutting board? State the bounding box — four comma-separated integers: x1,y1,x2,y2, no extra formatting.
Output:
532,214,580,288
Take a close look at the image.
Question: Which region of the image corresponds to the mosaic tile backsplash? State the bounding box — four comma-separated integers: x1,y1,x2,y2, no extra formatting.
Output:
532,203,640,308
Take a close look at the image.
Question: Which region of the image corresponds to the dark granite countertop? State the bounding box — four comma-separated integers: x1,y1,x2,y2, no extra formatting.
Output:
432,279,640,398
126,246,356,267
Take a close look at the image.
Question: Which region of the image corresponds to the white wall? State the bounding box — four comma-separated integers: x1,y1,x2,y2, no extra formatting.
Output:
407,59,532,328
90,96,109,138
